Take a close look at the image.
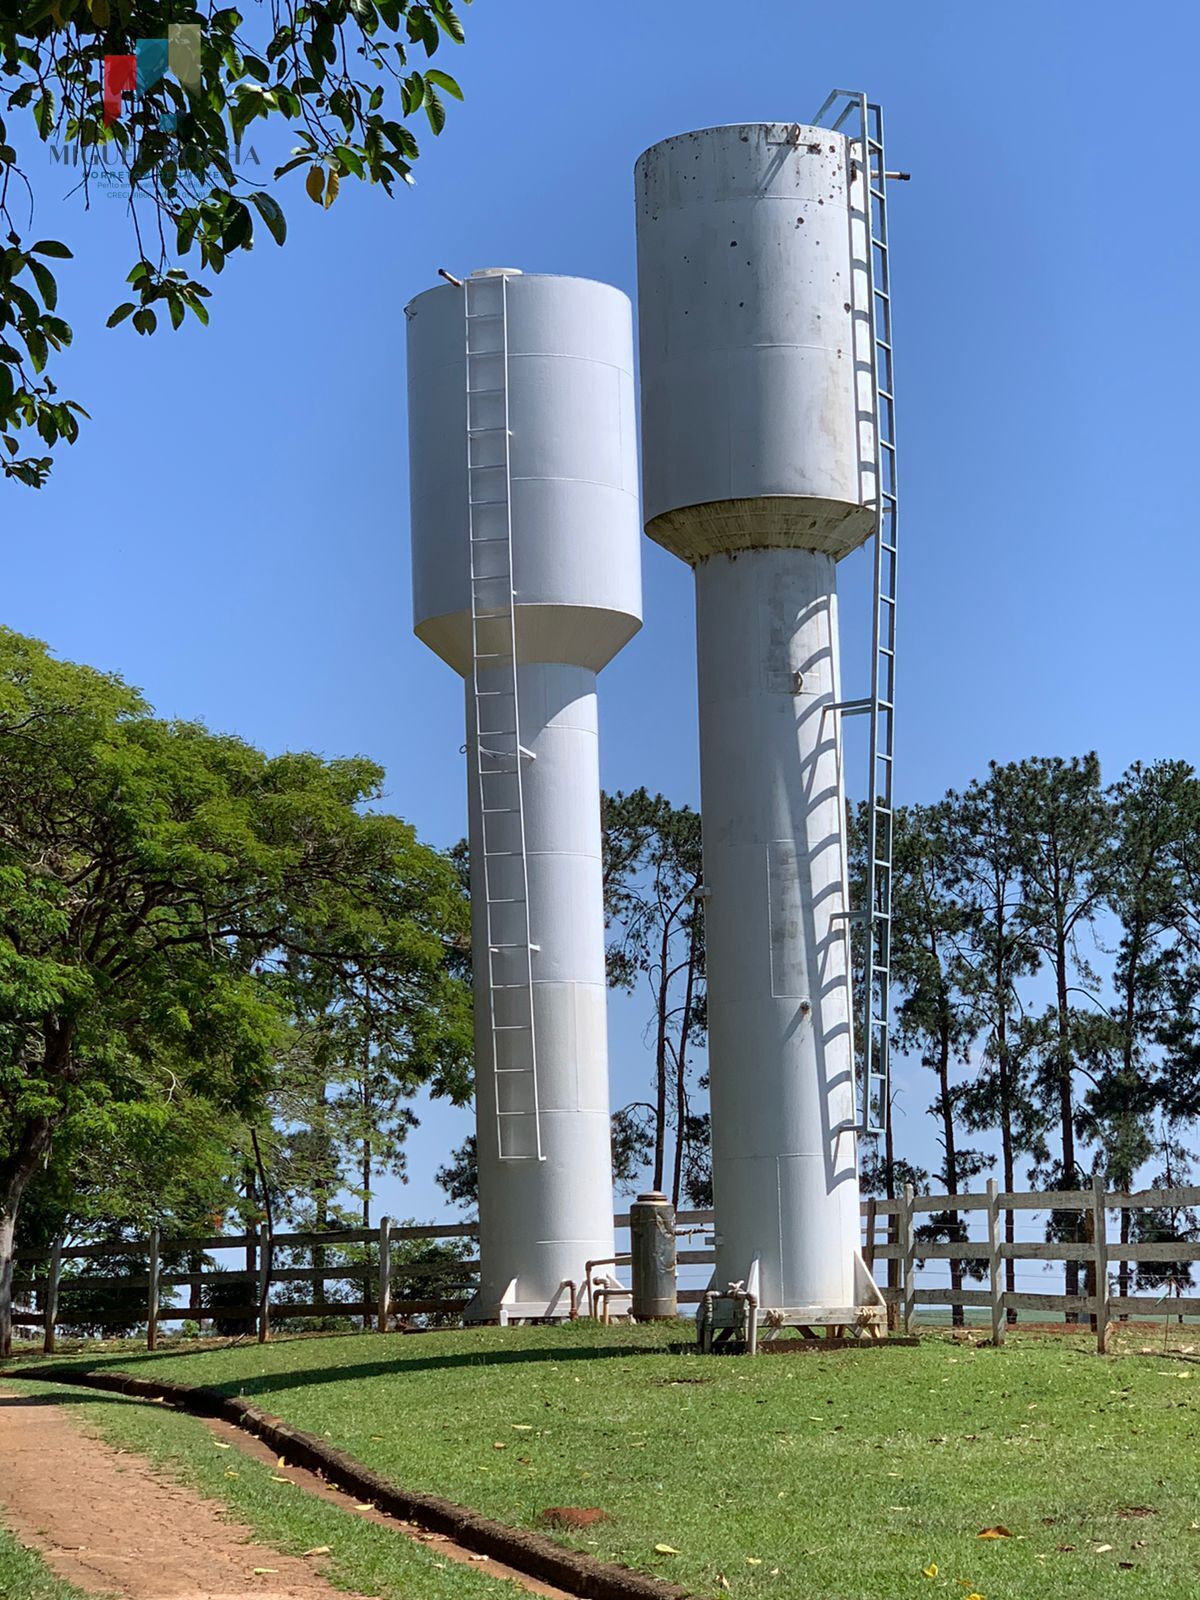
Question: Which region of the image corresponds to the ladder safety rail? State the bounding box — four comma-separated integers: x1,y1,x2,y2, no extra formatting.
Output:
464,272,543,1162
812,90,901,1138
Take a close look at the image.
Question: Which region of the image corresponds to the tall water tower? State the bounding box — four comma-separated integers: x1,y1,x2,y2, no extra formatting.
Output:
406,270,642,1322
635,98,901,1336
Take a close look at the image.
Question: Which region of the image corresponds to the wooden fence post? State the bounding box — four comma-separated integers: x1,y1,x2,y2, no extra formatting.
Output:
257,1224,271,1345
987,1179,1005,1348
43,1236,63,1355
377,1216,392,1332
1092,1174,1110,1355
864,1197,877,1278
900,1183,916,1335
146,1228,161,1351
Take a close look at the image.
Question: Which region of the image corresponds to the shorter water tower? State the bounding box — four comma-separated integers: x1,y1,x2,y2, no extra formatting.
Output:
635,100,900,1338
406,269,642,1322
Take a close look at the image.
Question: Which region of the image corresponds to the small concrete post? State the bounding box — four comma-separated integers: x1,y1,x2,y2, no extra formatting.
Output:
630,1192,677,1321
43,1236,63,1355
1092,1174,1110,1355
900,1184,916,1336
987,1179,1005,1348
146,1228,161,1351
377,1216,392,1332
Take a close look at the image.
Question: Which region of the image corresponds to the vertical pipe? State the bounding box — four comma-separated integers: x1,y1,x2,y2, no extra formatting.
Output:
630,1192,677,1320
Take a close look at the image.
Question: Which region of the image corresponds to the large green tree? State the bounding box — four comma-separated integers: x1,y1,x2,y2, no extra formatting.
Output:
0,626,469,1351
890,800,992,1323
1,0,470,484
601,788,704,1205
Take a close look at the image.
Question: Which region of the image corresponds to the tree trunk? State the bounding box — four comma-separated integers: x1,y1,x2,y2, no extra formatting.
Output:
314,1191,327,1312
670,924,699,1208
0,1116,55,1358
1054,921,1079,1320
937,1025,963,1328
652,919,671,1192
994,899,1018,1323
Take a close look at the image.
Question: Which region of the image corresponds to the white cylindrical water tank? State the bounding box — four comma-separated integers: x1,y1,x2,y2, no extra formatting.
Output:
635,124,881,1324
407,271,642,1321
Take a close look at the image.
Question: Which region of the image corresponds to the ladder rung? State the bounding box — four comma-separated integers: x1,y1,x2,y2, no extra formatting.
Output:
493,1024,532,1032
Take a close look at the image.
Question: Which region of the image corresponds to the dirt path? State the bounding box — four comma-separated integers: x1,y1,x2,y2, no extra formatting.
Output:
0,1388,564,1600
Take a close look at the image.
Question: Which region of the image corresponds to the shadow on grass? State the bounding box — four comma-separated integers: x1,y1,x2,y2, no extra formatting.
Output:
0,1386,142,1409
20,1337,699,1400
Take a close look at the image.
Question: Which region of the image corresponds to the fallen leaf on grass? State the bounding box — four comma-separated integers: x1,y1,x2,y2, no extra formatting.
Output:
269,1475,290,1484
745,1557,762,1565
922,1564,938,1578
977,1527,1011,1539
1094,1544,1114,1553
213,1441,231,1450
224,1470,240,1478
655,1544,681,1555
302,1546,332,1558
354,1503,373,1511
252,1569,278,1576
512,1423,533,1431
493,1441,508,1450
276,1456,287,1468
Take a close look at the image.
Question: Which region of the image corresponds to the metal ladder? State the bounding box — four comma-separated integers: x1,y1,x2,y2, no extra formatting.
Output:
464,271,542,1161
812,91,900,1137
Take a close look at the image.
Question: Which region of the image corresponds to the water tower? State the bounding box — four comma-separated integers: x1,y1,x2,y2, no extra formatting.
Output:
406,270,642,1322
635,97,902,1338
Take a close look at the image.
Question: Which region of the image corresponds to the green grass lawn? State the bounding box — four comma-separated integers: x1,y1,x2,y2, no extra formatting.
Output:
0,1526,98,1600
18,1323,1200,1600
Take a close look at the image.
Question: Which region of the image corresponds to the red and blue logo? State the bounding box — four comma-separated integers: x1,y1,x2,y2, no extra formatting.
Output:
103,24,201,127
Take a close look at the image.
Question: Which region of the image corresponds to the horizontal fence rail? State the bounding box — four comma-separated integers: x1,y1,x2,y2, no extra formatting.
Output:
11,1179,1199,1353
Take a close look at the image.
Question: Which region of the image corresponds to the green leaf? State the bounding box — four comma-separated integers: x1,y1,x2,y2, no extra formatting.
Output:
0,365,13,408
106,303,135,328
169,297,185,330
305,165,326,205
31,241,72,260
425,69,462,100
424,84,445,135
28,261,57,311
132,308,158,335
334,145,364,179
33,92,54,139
222,202,253,252
249,192,287,246
25,328,47,373
430,0,465,44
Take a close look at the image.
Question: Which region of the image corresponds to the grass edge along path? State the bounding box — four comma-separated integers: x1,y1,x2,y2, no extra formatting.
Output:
1,1368,695,1600
0,1524,99,1600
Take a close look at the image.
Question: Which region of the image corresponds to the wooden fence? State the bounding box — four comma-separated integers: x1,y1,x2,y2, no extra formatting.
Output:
865,1176,1200,1353
11,1182,1199,1354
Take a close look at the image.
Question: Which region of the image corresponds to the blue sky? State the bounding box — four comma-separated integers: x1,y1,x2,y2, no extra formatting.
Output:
4,0,1199,1227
